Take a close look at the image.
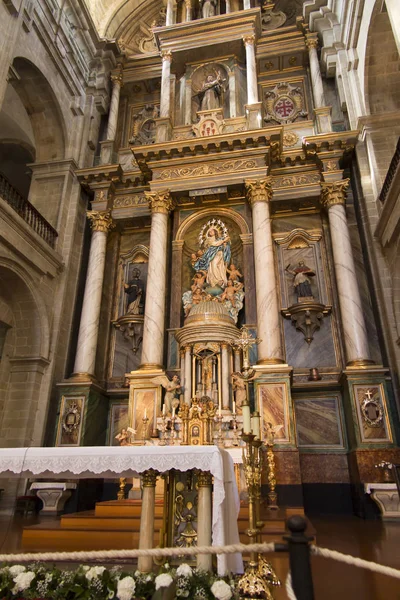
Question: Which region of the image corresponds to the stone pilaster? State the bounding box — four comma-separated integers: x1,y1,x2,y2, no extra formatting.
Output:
73,211,115,378
140,191,175,369
320,180,372,366
245,179,284,365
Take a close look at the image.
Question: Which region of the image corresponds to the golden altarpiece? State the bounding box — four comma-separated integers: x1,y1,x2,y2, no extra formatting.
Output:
54,0,399,531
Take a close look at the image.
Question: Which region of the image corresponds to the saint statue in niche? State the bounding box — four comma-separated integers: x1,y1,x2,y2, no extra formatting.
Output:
182,218,245,323
285,260,315,300
124,268,145,314
201,0,216,18
198,73,226,111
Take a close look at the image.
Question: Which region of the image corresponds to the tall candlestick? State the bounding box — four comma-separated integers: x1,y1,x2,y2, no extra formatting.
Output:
242,402,251,434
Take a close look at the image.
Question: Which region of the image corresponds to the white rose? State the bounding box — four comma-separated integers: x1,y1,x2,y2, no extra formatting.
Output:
155,573,173,590
13,571,35,592
176,564,193,578
117,575,136,600
85,566,106,581
211,580,232,600
9,565,26,577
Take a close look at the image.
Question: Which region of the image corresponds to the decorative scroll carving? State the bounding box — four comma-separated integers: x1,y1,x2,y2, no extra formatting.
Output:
282,303,331,345
157,159,257,181
264,82,307,125
114,195,148,208
273,173,320,189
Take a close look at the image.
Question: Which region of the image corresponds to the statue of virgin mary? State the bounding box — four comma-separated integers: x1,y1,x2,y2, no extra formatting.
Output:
194,227,231,289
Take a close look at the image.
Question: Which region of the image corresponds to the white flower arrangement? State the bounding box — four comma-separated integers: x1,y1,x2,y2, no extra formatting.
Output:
117,575,136,600
8,564,26,577
211,579,233,600
13,570,36,592
85,565,106,581
176,563,193,577
155,572,174,590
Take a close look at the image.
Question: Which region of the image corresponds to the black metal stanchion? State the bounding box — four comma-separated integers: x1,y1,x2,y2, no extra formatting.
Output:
284,515,315,600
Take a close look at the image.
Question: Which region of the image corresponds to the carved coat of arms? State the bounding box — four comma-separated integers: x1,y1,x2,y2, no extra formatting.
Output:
264,82,307,124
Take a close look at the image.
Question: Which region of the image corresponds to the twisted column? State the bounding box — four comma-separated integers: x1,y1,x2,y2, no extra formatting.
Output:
196,470,213,572
73,211,115,378
140,191,175,369
138,469,158,572
106,69,123,141
243,35,258,105
245,179,284,365
320,180,372,366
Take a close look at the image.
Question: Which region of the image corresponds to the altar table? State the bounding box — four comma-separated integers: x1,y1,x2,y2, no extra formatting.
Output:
0,445,243,575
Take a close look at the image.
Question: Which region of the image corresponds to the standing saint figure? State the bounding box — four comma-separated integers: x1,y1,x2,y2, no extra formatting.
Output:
285,260,315,299
124,268,145,314
194,227,231,289
198,73,226,111
201,0,216,18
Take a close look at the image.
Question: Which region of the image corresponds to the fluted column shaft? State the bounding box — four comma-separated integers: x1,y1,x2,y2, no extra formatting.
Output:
243,35,258,105
246,179,283,364
221,344,230,410
73,211,114,377
197,471,213,571
106,71,123,141
184,345,192,405
160,51,172,118
141,191,175,369
138,470,158,572
306,35,325,109
185,0,192,21
321,180,372,365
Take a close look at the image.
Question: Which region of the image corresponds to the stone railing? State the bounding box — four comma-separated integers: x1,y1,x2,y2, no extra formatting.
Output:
0,172,58,248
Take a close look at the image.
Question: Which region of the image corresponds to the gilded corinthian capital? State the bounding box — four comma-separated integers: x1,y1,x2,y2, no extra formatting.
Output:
305,34,319,51
161,49,172,62
87,210,115,233
245,178,273,206
320,179,350,208
145,190,175,214
142,469,158,487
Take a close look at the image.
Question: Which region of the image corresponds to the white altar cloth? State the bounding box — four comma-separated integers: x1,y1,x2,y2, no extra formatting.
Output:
0,445,243,575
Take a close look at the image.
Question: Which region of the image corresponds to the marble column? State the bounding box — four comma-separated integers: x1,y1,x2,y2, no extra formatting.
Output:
106,70,123,141
160,50,172,118
243,35,258,105
141,191,175,369
184,0,192,21
305,34,331,133
180,349,185,394
244,0,251,8
196,470,213,572
245,179,284,365
184,345,192,405
73,211,115,377
226,0,231,12
170,240,184,328
320,180,372,366
138,469,158,572
221,343,230,410
166,0,175,25
240,232,256,323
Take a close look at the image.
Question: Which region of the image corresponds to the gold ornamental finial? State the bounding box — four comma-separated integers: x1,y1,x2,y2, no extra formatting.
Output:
87,210,115,233
320,179,350,208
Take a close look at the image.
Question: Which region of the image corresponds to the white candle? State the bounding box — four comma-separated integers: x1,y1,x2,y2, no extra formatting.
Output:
232,400,236,415
144,408,147,420
242,403,251,434
162,404,166,416
218,406,222,418
251,412,260,439
172,407,176,418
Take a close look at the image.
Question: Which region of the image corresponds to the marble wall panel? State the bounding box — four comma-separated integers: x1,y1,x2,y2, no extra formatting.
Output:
111,330,141,379
300,453,350,483
258,383,290,443
348,448,400,483
108,403,129,446
283,314,337,368
268,450,302,485
294,395,344,448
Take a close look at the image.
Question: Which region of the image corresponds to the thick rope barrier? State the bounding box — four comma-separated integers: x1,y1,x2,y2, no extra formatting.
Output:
0,542,275,563
311,545,400,580
285,573,297,600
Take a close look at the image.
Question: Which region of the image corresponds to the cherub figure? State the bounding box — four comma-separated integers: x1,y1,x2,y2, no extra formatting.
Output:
227,263,243,283
264,422,283,444
115,427,136,446
152,374,181,414
191,270,207,292
219,280,236,302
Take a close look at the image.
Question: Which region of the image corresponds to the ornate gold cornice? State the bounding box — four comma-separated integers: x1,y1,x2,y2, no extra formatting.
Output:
142,469,158,487
245,178,273,206
243,34,256,46
87,210,115,233
320,179,350,208
145,190,175,214
161,49,172,62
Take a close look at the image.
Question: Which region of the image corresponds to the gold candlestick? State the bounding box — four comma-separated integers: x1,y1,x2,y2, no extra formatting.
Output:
117,477,127,501
266,442,278,509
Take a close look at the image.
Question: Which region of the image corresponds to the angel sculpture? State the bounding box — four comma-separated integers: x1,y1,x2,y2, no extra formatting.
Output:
264,422,283,445
152,374,181,415
115,427,136,446
231,372,247,413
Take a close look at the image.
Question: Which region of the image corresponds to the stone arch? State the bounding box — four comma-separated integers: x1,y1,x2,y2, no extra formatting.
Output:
364,1,400,115
10,57,66,161
175,206,250,241
103,0,162,40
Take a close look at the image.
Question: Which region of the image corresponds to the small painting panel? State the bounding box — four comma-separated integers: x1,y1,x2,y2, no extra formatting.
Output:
258,383,289,443
133,388,157,441
108,403,129,446
294,396,344,448
354,384,392,443
56,396,85,447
